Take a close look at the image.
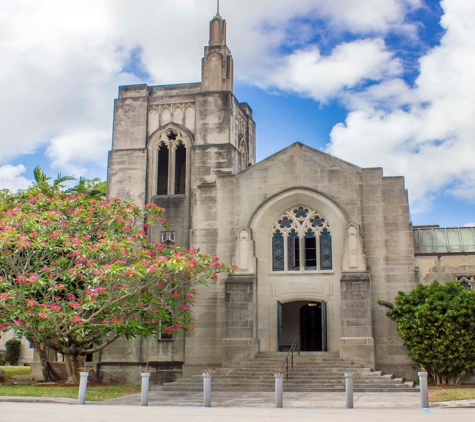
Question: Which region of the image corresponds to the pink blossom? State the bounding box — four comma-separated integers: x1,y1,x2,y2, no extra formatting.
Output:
66,294,76,299
95,286,105,293
14,275,28,284
68,302,81,310
118,284,125,290
14,320,24,326
93,269,102,275
27,299,38,307
137,301,145,307
28,274,39,282
111,318,123,323
0,324,7,330
72,315,82,324
38,312,47,319
185,294,194,300
181,305,190,311
211,274,218,280
55,284,65,290
0,293,11,300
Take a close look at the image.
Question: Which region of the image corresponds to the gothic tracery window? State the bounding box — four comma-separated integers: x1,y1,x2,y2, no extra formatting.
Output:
156,130,187,195
272,206,332,272
457,275,475,290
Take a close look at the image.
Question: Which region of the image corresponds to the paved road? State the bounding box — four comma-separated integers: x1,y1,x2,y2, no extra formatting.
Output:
0,402,474,422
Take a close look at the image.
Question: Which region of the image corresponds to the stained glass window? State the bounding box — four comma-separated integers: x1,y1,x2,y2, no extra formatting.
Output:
271,206,332,272
272,231,284,271
320,230,333,270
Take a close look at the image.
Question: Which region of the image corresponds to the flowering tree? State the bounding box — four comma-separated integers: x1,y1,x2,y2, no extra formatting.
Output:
0,193,234,383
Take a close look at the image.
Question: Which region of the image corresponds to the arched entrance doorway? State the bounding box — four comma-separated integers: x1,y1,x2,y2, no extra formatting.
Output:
277,301,327,352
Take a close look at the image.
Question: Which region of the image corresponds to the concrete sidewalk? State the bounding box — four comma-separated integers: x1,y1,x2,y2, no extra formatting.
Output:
1,390,474,408
0,402,474,422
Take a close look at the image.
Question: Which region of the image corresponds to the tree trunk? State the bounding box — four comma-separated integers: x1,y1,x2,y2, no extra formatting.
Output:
64,354,86,384
29,339,54,383
37,346,54,382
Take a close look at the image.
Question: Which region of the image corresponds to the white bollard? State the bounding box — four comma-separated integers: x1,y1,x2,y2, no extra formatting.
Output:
275,373,283,408
345,372,354,409
141,372,151,406
418,371,429,408
78,371,89,405
203,373,212,407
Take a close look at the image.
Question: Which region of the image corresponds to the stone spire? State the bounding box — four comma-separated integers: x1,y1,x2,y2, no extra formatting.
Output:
201,5,234,92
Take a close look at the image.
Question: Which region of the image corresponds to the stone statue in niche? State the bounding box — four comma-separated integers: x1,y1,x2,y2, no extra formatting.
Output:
234,227,256,273
342,223,367,272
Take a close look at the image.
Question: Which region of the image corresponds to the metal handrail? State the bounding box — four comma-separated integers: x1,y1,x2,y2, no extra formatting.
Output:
280,332,300,380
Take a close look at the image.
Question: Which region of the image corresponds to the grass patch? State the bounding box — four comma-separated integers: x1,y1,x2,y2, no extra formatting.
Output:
429,387,475,402
0,384,140,401
1,366,31,377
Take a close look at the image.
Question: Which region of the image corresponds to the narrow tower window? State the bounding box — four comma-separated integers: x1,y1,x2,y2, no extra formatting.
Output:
157,144,169,195
174,144,187,194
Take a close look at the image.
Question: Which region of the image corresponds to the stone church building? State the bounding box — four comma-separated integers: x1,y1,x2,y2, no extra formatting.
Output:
97,13,475,384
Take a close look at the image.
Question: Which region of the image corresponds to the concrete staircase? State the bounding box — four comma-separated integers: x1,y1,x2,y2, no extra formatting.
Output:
163,352,418,392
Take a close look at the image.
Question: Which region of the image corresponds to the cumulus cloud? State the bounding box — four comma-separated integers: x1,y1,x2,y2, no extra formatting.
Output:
0,0,423,177
267,39,402,102
0,165,31,191
327,0,475,212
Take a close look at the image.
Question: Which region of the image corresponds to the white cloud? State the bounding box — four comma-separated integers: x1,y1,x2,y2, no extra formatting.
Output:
464,223,475,227
327,0,475,212
267,39,402,102
0,165,31,191
0,0,423,177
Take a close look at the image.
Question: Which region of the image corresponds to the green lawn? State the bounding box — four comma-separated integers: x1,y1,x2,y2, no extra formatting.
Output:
0,384,141,401
0,366,140,401
1,366,31,377
430,387,475,402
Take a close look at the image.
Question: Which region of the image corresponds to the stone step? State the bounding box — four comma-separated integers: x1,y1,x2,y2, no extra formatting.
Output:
162,352,418,393
167,379,415,386
164,386,418,392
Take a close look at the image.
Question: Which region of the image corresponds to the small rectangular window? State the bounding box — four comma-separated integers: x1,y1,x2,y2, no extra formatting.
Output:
161,231,175,247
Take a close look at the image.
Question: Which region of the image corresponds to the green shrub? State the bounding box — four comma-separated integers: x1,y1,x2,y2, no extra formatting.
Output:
5,338,21,366
378,281,475,385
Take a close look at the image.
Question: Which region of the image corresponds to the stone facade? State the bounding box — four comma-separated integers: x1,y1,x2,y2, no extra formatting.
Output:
89,14,475,385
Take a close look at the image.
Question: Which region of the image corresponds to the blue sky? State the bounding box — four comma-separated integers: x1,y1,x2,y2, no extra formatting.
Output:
0,0,474,227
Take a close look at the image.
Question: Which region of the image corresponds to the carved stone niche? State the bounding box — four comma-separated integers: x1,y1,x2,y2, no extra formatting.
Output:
342,223,367,272
233,227,256,274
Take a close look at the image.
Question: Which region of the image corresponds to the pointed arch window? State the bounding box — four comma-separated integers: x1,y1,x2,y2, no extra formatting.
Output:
155,130,187,196
157,144,169,195
272,206,333,272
